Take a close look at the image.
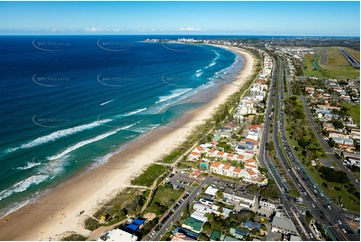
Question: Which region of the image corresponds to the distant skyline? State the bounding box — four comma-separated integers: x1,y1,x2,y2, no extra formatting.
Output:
0,1,359,36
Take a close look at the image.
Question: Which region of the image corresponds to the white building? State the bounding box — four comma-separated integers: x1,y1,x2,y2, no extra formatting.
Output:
98,229,138,242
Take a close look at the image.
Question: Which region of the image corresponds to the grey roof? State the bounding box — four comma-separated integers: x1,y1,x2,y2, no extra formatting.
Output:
272,216,298,234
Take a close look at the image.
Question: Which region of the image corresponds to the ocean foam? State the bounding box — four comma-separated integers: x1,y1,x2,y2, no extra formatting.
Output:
195,72,203,77
100,98,116,106
47,123,137,161
123,108,148,116
4,119,112,155
15,161,41,171
155,88,192,104
0,175,49,201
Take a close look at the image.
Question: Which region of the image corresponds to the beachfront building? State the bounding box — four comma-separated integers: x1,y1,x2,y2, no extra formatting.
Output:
98,228,138,242
205,148,246,162
210,162,259,180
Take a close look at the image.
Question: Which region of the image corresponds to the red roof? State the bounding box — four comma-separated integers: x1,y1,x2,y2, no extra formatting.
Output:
191,151,200,156
245,138,257,144
208,149,215,154
227,153,234,157
237,155,245,160
212,162,221,168
223,165,231,170
245,164,257,169
197,146,204,151
245,159,256,163
246,168,256,176
217,151,224,156
247,124,262,130
233,167,242,173
191,169,200,177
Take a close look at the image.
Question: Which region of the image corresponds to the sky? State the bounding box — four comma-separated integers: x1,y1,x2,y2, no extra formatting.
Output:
0,1,359,36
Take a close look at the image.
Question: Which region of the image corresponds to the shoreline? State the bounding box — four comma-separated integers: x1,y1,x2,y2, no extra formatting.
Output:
0,45,257,241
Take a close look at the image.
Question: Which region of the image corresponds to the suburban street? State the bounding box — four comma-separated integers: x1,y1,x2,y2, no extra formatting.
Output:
300,95,360,190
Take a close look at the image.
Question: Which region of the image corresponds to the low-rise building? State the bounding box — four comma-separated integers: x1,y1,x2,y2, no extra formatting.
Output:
182,217,204,233
271,213,298,235
98,228,138,242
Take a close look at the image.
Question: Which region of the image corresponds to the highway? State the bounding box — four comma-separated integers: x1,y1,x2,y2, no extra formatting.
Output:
300,95,360,190
267,55,359,241
258,55,312,240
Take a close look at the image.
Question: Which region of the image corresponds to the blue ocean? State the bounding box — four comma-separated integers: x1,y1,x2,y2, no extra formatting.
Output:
0,35,241,216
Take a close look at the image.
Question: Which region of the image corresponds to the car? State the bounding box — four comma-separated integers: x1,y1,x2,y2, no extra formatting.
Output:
338,220,342,225
309,233,314,239
311,204,315,208
342,228,347,234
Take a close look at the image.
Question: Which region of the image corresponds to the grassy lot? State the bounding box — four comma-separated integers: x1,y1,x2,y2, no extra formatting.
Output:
304,164,360,212
303,54,327,78
302,51,360,79
325,47,350,66
84,187,145,230
345,47,360,62
342,102,360,125
131,164,170,187
143,184,185,216
61,232,87,241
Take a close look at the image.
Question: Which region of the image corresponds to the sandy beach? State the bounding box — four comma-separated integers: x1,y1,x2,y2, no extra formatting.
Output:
0,45,257,241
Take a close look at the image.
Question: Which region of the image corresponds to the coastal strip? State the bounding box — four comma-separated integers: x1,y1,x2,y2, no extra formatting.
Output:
0,46,258,240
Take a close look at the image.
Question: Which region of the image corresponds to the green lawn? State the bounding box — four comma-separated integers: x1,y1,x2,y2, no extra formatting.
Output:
345,47,360,62
302,51,360,79
144,185,184,216
304,165,360,213
326,47,350,66
131,164,170,187
342,102,360,125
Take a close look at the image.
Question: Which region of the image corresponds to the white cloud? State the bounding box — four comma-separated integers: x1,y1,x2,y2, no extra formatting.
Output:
84,27,103,32
179,27,202,31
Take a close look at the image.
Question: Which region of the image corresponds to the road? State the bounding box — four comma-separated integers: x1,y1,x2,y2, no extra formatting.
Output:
300,95,360,190
268,55,359,241
150,180,206,241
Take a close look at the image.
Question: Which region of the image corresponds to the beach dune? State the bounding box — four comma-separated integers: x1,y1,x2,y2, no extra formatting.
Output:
0,46,256,240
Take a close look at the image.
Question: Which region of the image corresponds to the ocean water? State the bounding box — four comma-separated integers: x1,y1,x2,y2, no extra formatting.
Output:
0,35,241,216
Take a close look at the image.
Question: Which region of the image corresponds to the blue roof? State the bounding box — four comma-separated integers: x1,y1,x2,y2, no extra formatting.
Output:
125,223,139,232
173,226,199,240
243,220,261,230
133,218,145,225
235,228,248,236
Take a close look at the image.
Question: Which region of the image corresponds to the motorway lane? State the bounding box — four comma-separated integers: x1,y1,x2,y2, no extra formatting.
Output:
270,56,359,241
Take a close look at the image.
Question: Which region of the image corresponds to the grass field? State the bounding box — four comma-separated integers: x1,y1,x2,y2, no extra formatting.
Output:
131,164,170,187
302,48,360,79
326,47,350,66
304,165,360,213
342,102,360,125
84,187,145,230
345,47,360,62
143,185,184,216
